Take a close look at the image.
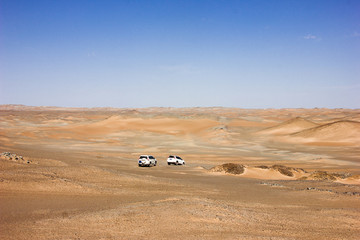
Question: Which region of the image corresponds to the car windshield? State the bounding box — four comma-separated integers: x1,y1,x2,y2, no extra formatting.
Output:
169,155,174,158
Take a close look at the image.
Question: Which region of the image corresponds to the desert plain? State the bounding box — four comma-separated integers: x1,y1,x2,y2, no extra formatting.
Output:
1,105,360,239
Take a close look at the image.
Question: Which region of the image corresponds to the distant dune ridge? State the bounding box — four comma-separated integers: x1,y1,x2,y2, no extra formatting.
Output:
1,105,360,146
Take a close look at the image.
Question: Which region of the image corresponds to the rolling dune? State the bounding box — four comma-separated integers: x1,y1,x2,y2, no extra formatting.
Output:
259,117,318,135
291,120,360,144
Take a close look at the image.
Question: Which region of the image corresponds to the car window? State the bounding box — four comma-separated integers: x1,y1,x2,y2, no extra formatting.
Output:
149,156,154,159
176,156,181,159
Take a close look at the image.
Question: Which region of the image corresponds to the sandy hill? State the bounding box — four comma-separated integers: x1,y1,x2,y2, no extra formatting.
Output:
259,117,318,135
292,120,360,144
54,116,221,138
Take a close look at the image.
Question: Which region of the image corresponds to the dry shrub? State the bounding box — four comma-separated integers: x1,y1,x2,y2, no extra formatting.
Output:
271,165,294,177
348,174,360,180
210,163,245,175
309,171,336,181
293,168,307,173
332,172,352,179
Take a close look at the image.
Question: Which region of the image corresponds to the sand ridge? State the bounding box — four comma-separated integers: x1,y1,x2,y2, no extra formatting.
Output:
291,120,360,145
209,163,360,184
259,117,319,135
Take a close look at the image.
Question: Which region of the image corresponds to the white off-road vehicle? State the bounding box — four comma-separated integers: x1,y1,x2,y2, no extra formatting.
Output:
138,155,157,167
167,155,185,165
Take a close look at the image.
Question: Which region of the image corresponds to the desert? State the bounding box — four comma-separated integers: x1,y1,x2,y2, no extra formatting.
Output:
2,0,360,239
1,105,360,239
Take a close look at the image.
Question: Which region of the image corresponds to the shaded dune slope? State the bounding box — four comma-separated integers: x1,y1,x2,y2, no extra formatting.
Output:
291,120,360,144
259,117,318,135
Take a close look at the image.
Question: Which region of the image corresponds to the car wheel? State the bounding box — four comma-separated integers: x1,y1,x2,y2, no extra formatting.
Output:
176,161,179,165
168,162,170,165
154,161,157,166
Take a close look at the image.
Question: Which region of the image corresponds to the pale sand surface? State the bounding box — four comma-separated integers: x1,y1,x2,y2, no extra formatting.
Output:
1,105,360,239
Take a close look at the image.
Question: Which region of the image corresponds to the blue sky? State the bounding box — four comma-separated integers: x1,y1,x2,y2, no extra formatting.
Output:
1,0,359,108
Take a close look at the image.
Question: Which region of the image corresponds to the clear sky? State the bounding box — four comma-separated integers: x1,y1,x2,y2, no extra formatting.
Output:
1,0,359,108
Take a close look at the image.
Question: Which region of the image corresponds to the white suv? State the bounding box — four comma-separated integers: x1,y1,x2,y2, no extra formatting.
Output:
138,155,157,167
167,155,185,165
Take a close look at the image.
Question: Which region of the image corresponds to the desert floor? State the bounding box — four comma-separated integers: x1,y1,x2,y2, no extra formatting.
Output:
1,105,360,239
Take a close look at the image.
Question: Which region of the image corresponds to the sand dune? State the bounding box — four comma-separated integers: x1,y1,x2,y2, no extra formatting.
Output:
52,116,220,138
291,120,360,145
259,117,318,135
258,117,360,147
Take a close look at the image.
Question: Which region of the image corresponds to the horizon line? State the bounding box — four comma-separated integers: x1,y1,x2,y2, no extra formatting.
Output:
0,104,358,111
